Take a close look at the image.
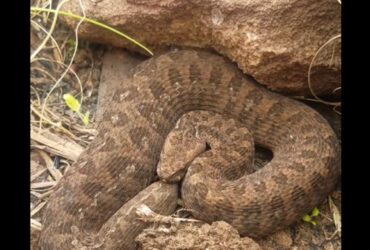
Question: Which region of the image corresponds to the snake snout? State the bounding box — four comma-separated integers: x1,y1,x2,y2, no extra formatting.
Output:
157,161,189,183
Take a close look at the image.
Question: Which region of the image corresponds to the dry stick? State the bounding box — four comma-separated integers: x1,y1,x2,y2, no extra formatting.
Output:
32,97,97,138
31,168,48,182
30,0,54,21
333,105,341,115
317,211,334,223
328,39,338,68
30,7,153,56
45,0,53,22
37,189,56,199
31,102,94,144
36,1,86,134
31,19,63,60
328,39,341,114
30,127,84,161
31,191,43,198
31,201,47,217
33,57,82,84
31,77,56,86
37,149,63,181
31,181,57,189
34,57,83,115
30,0,69,61
31,104,75,138
59,32,73,57
136,204,201,224
31,1,153,132
31,57,83,131
31,0,41,13
31,66,58,82
31,218,43,231
60,159,72,175
328,197,341,234
30,120,76,139
307,34,341,106
31,85,41,105
31,104,61,127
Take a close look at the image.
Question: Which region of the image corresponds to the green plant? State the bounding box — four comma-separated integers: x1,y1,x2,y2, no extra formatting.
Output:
302,207,320,226
63,93,90,125
30,7,153,56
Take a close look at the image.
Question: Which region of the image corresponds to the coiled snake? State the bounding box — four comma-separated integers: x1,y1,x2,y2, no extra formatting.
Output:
39,50,340,249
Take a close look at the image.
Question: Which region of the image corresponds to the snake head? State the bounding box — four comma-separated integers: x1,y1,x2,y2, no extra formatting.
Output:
157,126,207,183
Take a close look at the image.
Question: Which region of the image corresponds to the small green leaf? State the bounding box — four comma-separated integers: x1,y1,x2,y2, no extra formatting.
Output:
302,214,318,226
302,214,312,223
63,94,81,112
311,207,320,217
82,111,90,126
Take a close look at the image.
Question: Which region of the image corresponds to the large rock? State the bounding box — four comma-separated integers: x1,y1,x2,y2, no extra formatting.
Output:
136,221,262,250
61,0,341,96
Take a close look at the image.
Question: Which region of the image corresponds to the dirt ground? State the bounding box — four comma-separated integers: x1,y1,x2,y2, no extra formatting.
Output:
30,11,341,250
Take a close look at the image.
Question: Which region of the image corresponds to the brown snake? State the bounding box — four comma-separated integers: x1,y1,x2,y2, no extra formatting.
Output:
39,50,340,249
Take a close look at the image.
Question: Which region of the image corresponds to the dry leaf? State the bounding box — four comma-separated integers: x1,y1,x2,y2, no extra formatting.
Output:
329,196,341,235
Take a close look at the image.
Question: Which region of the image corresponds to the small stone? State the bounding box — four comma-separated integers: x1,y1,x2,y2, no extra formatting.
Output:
119,91,130,101
211,8,224,26
272,230,293,249
323,241,335,250
111,114,119,124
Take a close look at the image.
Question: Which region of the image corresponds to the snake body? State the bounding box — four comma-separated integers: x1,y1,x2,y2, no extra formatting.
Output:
40,50,340,248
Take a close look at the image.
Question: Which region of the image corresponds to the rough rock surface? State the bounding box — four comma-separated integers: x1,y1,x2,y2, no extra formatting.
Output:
135,221,262,250
61,0,341,96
